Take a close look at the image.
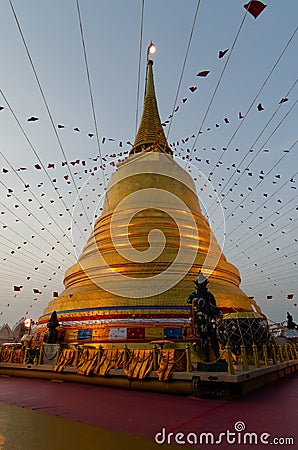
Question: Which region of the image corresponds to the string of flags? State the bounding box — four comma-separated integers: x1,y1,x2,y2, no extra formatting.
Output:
2,135,295,314
267,294,295,301
0,89,289,141
1,146,295,194
0,1,283,151
1,1,297,320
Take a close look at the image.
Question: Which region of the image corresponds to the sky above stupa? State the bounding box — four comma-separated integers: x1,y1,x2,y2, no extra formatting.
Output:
0,0,297,327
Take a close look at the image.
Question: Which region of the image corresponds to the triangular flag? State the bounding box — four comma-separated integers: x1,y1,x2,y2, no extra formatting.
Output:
244,1,267,19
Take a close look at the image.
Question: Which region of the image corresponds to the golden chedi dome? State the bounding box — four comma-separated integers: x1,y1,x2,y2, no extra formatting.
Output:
35,60,267,345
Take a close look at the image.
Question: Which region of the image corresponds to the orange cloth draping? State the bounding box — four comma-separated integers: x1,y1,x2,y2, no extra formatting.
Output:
173,349,187,372
94,349,124,376
76,348,98,376
54,348,76,372
0,348,12,363
156,349,176,381
124,349,153,379
11,349,25,364
155,349,187,380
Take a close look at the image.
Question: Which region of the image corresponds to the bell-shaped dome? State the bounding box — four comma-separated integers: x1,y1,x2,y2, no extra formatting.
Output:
36,59,265,344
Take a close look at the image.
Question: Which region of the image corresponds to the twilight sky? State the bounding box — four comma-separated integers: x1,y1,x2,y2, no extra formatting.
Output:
0,0,297,327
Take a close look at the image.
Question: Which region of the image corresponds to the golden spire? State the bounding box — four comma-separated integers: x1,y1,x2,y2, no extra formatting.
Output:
130,60,172,156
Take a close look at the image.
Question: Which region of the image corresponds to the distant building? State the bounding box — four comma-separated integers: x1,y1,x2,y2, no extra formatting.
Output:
0,323,14,344
0,318,27,344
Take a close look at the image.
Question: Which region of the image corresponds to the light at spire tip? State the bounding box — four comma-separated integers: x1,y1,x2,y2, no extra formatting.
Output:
147,41,156,60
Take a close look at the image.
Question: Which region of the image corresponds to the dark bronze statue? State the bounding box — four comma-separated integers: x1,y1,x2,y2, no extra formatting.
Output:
43,311,59,344
287,312,298,330
188,271,222,362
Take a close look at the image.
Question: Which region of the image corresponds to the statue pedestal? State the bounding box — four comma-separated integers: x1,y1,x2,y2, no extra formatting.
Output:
41,344,60,365
197,359,228,372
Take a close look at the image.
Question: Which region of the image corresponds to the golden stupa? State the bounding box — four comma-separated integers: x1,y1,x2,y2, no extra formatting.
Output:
35,60,267,345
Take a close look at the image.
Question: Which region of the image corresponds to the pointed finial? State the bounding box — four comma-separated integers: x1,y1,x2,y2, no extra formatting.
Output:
130,51,172,156
145,59,156,99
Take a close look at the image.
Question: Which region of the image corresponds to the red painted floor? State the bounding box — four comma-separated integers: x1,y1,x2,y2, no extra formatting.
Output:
0,374,297,448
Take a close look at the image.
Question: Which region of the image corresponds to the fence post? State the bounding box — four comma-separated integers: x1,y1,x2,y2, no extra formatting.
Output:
97,346,102,364
271,345,277,364
74,346,80,367
283,344,290,361
123,344,128,370
185,343,192,372
153,345,158,371
252,343,260,368
38,344,43,365
262,345,269,366
23,348,28,365
291,344,297,359
9,347,14,363
240,344,249,371
225,344,235,375
277,345,284,363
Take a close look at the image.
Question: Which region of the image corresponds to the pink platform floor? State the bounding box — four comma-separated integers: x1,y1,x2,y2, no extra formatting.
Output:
0,374,297,449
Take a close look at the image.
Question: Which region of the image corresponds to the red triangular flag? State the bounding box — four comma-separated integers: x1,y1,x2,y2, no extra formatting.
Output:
244,1,267,19
197,70,209,77
14,285,23,292
218,49,229,59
